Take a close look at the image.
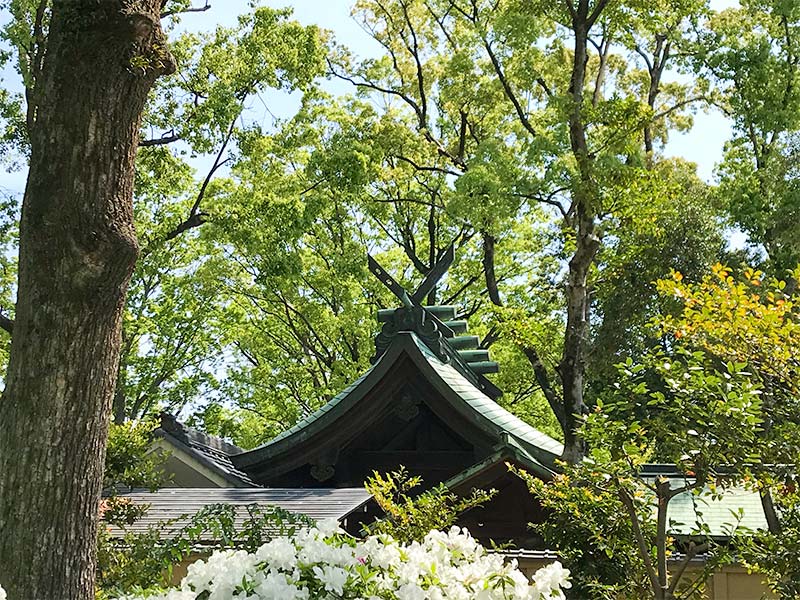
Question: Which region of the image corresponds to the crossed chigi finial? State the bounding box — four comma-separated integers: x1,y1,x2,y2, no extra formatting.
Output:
367,246,455,361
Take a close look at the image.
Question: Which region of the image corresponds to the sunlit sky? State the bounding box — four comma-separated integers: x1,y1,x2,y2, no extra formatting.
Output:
218,0,740,182
0,0,741,195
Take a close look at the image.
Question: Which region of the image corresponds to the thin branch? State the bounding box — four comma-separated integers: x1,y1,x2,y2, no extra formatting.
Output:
327,59,424,125
25,0,48,131
234,340,259,367
398,0,428,125
139,132,181,147
161,1,210,19
592,29,610,107
512,190,570,222
587,0,611,28
562,0,577,22
483,37,538,137
164,211,209,241
163,107,238,241
395,154,462,177
668,541,708,595
442,273,481,305
619,487,661,596
423,0,457,50
633,44,654,73
651,96,708,122
0,310,13,335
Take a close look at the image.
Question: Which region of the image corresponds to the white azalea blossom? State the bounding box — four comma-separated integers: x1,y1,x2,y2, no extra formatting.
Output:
116,524,569,600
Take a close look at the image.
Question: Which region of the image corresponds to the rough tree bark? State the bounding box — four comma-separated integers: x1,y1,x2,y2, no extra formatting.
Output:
0,2,174,598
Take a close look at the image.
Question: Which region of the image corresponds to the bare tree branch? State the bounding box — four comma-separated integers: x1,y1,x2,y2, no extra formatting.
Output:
483,37,539,138
0,309,13,335
668,541,708,595
161,1,210,19
163,105,238,240
139,132,181,147
619,487,661,596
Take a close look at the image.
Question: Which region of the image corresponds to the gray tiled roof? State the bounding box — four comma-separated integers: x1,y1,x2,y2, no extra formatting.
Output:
108,487,371,539
155,414,255,487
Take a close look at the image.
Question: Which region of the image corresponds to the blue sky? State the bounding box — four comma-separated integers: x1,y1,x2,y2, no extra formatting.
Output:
0,0,740,195
197,0,739,182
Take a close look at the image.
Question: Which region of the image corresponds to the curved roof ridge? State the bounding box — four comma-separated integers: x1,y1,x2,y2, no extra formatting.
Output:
232,332,563,472
249,357,384,452
407,334,564,461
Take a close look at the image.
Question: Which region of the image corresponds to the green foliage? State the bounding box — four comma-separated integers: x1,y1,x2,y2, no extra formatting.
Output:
737,483,800,599
185,403,264,451
96,501,314,597
363,468,495,544
515,466,652,599
701,1,800,273
656,265,800,598
0,0,739,452
114,5,330,425
525,349,759,598
520,264,790,599
589,159,727,388
657,264,800,466
104,420,167,492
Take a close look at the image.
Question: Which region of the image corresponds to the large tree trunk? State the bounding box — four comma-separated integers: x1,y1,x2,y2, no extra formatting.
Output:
0,3,173,598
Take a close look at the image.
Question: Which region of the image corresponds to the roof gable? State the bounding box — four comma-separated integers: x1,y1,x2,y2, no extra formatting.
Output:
155,414,255,487
232,332,563,480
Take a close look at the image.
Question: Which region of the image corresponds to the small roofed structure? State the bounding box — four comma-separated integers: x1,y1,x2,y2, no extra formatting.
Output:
227,250,563,546
640,465,769,539
151,413,255,488
132,250,774,597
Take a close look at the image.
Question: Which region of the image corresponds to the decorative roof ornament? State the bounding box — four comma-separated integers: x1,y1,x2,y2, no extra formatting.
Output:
368,246,454,363
367,247,501,398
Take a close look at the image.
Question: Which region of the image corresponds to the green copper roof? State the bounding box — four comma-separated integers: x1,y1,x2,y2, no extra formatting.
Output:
256,366,379,450
664,480,767,537
233,332,563,471
409,334,563,462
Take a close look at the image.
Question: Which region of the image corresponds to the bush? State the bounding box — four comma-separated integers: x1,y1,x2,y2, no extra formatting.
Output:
117,520,570,600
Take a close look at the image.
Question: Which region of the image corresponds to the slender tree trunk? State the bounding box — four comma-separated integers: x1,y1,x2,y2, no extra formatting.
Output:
644,36,669,157
481,231,568,432
560,207,599,463
560,9,602,464
0,3,173,598
760,487,782,534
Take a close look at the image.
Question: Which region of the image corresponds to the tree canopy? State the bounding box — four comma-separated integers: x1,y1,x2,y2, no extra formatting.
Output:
1,0,800,597
0,0,795,453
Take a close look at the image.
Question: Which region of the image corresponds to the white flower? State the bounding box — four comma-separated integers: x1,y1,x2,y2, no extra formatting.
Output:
116,525,568,600
312,564,349,595
0,584,7,600
253,571,308,600
255,536,298,571
532,561,571,599
316,518,343,537
396,582,427,600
